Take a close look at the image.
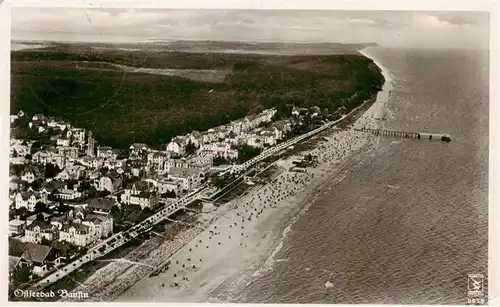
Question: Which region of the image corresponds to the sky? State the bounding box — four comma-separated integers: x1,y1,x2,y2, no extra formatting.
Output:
11,8,490,49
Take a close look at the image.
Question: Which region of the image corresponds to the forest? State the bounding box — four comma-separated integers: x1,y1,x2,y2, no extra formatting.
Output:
11,46,384,149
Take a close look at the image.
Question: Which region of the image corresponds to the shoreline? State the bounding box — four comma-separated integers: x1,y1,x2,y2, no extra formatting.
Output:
58,49,393,303
114,49,394,303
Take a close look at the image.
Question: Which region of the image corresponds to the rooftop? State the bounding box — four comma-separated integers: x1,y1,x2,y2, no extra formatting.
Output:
21,243,53,264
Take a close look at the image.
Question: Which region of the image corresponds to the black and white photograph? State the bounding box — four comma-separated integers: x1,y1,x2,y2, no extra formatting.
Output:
3,1,497,305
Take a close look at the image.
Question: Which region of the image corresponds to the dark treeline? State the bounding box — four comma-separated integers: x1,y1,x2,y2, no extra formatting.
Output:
11,49,384,150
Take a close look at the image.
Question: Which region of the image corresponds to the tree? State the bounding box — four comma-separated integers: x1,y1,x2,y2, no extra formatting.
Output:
97,190,111,197
66,179,78,190
47,189,58,202
87,186,97,198
185,140,197,156
11,265,32,284
213,155,229,166
99,167,109,174
78,180,92,192
110,205,121,221
40,237,51,246
31,141,41,153
35,213,45,221
17,207,28,218
44,163,61,179
34,202,48,214
29,179,43,191
236,145,262,164
57,201,70,213
166,190,176,198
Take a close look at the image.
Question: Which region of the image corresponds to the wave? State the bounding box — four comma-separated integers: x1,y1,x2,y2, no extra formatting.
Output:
251,196,317,278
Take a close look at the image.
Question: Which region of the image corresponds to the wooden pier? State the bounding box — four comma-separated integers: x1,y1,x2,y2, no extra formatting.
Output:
355,128,451,142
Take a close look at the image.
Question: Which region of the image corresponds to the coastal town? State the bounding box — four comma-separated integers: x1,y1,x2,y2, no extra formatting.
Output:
8,103,336,295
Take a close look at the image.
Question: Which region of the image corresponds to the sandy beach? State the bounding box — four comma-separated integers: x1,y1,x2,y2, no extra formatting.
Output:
60,49,394,303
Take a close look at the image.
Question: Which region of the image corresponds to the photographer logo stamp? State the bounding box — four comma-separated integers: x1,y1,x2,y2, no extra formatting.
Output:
467,274,484,298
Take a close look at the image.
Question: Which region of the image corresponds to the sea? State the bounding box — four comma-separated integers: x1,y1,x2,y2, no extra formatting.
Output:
234,48,489,304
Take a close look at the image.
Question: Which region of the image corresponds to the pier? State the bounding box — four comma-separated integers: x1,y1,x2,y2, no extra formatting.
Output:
355,128,451,142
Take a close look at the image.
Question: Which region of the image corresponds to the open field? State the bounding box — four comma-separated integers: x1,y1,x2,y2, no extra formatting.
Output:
11,42,383,149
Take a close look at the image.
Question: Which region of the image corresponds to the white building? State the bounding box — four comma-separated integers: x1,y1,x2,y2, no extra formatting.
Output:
56,137,70,147
55,189,82,201
167,167,205,192
24,221,58,244
67,128,86,144
15,192,41,211
97,146,118,160
166,137,186,155
157,178,182,196
120,181,158,209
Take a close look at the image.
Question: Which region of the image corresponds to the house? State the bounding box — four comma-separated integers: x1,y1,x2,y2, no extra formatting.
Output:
46,118,60,129
65,165,86,180
20,170,36,184
247,135,265,149
167,167,205,192
50,215,69,231
91,157,105,170
260,129,278,146
78,156,94,168
97,146,118,160
55,188,82,201
48,120,71,131
56,137,70,147
20,165,43,184
166,137,186,156
199,130,218,144
20,243,61,277
157,178,182,196
58,212,112,247
59,211,113,246
226,149,239,160
32,114,47,122
215,126,228,140
9,219,25,236
10,139,32,158
59,222,91,247
129,143,150,158
128,191,158,209
147,151,170,172
121,181,157,209
24,221,58,244
55,169,70,181
57,146,79,161
122,181,153,196
66,128,86,144
39,180,67,202
84,213,113,239
32,149,65,169
88,197,118,214
200,142,233,159
271,120,292,137
26,213,52,226
15,191,41,211
185,131,201,147
97,172,122,194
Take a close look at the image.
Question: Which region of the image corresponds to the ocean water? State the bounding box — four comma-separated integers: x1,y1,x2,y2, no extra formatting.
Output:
236,48,489,304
